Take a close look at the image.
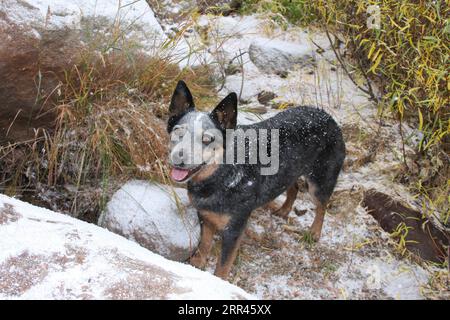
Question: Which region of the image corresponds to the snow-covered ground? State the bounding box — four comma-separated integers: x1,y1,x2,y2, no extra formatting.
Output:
0,0,190,59
2,0,162,31
0,194,252,299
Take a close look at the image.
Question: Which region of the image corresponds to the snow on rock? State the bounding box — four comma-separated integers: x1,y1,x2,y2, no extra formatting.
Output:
0,0,173,58
249,38,315,75
2,0,194,68
2,0,164,35
99,180,200,262
0,194,251,299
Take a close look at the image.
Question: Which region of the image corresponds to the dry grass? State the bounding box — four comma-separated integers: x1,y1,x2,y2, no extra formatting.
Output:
0,40,217,221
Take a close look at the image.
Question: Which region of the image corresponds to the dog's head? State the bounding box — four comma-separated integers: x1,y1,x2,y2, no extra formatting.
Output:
167,80,237,183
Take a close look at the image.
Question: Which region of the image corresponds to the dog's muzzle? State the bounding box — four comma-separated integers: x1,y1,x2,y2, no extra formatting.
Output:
169,166,201,183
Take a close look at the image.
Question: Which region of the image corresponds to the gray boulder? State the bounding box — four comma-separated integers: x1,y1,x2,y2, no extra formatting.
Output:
99,180,200,262
249,38,315,75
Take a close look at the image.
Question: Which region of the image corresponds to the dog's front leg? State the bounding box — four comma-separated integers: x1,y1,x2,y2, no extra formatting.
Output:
214,223,245,280
190,218,216,269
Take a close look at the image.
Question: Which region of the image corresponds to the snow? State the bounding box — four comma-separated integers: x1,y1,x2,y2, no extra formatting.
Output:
251,38,313,56
0,0,172,57
3,0,164,33
0,194,252,299
1,0,199,66
248,38,314,74
176,14,373,125
336,256,429,300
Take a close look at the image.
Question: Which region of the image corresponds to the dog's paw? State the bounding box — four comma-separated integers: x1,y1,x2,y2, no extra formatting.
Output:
271,207,290,219
189,253,207,269
309,228,322,242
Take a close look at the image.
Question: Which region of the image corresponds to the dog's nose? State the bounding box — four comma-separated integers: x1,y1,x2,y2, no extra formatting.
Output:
170,149,185,166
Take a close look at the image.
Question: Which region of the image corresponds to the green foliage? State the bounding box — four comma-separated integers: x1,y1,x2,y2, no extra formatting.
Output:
240,0,449,152
240,0,320,27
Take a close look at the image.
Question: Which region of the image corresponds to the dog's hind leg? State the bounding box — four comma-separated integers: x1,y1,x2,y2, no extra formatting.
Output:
306,160,342,241
307,179,327,242
306,138,345,241
271,182,299,219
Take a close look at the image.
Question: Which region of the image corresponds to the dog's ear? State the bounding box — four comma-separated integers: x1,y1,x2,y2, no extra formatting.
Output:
210,93,238,130
167,80,195,132
169,80,195,116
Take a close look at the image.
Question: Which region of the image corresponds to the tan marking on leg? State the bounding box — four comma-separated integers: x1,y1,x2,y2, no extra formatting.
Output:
190,220,216,269
192,164,219,182
190,211,230,269
272,182,299,219
307,179,327,242
214,233,244,280
200,210,231,231
310,203,325,241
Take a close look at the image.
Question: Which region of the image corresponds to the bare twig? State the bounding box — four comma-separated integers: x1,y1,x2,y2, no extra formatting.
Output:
324,27,376,101
237,49,245,102
398,116,410,171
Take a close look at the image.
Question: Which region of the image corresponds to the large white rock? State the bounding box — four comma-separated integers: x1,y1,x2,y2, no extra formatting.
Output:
99,181,200,262
249,38,315,75
0,194,251,299
2,0,163,31
1,0,167,53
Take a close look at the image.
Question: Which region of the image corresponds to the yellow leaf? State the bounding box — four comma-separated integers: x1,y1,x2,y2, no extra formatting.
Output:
368,42,376,60
369,53,383,74
418,108,423,131
372,48,382,62
359,38,369,48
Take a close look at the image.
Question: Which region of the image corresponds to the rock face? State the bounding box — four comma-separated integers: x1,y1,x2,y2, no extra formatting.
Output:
0,0,165,142
0,194,251,299
249,38,315,75
362,190,449,263
0,21,81,142
99,181,201,262
257,91,277,105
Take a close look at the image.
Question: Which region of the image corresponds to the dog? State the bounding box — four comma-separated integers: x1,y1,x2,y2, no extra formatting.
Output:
167,80,346,279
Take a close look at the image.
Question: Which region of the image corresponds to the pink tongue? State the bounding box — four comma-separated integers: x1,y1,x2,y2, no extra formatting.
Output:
170,167,190,182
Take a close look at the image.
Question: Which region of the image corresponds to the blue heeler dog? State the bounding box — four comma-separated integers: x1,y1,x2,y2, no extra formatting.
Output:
167,81,346,279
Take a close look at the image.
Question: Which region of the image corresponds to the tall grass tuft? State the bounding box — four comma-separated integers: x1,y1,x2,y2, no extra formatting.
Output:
0,43,217,221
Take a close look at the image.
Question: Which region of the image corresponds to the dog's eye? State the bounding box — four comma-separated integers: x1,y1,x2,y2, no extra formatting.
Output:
202,134,215,145
173,126,186,137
